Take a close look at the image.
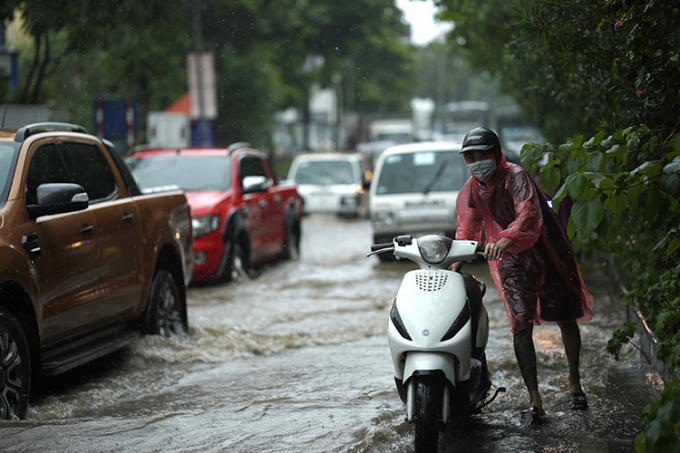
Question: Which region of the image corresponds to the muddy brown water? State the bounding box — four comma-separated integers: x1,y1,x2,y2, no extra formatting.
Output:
1,215,661,452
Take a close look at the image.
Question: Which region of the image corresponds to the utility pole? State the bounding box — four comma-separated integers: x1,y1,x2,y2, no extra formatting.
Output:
192,0,207,146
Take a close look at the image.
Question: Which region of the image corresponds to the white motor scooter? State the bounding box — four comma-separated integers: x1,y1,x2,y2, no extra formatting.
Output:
368,235,505,453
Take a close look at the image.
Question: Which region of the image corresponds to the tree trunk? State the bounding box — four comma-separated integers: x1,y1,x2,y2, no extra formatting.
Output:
30,33,50,104
19,34,41,104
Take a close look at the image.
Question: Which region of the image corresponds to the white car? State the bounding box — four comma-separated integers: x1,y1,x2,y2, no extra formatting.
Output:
369,142,469,259
287,153,371,217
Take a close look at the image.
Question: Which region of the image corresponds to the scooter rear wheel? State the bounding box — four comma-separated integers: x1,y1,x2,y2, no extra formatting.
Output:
413,376,440,453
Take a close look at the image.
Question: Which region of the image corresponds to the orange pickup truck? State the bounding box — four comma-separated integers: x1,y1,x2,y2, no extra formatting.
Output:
0,122,193,420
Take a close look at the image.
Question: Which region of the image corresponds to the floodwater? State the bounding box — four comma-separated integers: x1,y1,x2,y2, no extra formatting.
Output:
2,215,661,452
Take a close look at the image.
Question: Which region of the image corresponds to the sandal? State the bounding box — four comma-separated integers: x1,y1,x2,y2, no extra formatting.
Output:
568,392,588,410
521,406,543,424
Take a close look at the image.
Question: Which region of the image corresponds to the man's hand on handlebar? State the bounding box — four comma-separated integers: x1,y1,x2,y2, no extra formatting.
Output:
484,237,514,261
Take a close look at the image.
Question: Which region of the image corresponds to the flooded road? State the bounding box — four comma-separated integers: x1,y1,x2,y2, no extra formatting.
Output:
2,215,661,452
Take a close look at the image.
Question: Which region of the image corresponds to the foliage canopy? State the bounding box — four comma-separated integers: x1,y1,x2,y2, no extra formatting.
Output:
1,0,415,147
435,0,680,450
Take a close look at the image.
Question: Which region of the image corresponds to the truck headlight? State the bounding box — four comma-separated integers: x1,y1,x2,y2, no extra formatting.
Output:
192,215,220,237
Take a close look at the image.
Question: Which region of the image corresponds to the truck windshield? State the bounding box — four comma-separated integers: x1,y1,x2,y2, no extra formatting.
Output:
376,150,468,195
293,160,355,185
126,155,231,191
0,145,18,203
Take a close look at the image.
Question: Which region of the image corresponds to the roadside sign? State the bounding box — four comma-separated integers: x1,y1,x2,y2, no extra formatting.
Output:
187,52,217,120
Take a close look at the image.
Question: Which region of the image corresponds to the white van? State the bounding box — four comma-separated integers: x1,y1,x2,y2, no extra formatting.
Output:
369,142,469,256
287,153,371,217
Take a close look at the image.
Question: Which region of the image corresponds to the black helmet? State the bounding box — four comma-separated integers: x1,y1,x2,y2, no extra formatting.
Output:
461,127,500,153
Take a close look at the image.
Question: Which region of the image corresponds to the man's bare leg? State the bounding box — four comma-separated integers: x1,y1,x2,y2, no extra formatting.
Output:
513,325,544,415
557,320,584,395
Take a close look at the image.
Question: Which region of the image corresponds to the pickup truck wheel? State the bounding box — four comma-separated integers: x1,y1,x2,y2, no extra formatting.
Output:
281,226,300,261
228,242,249,282
145,270,187,337
0,310,30,420
214,240,248,283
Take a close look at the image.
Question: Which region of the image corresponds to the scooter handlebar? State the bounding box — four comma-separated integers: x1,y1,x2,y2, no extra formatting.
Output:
371,242,393,252
367,242,395,257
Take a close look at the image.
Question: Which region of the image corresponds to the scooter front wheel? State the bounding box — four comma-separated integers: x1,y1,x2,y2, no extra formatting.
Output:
413,376,440,453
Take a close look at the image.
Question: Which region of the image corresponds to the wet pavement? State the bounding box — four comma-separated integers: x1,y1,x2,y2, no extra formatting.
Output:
1,215,662,452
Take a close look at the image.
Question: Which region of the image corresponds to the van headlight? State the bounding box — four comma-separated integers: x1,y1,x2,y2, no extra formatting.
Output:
340,195,359,207
373,211,395,226
192,215,220,237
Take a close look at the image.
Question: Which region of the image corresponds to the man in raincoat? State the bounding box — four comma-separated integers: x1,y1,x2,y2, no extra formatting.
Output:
450,127,593,422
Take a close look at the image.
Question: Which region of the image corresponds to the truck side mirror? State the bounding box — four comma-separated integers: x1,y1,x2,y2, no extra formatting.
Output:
27,183,89,219
242,175,270,194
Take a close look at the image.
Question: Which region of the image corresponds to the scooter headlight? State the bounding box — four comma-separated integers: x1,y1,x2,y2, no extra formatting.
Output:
390,300,412,341
440,301,471,341
417,235,453,265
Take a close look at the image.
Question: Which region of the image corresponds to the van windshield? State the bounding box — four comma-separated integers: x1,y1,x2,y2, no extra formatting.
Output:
294,160,355,185
376,150,468,195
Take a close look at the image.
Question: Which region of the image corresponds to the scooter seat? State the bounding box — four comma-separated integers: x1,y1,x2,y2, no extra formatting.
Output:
463,273,485,359
463,273,484,319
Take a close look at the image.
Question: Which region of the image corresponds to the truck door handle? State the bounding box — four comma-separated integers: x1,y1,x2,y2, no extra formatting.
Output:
122,213,134,223
259,199,267,209
22,233,41,261
80,225,95,235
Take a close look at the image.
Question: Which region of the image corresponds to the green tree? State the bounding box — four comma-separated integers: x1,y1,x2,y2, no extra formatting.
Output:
435,0,680,450
5,0,414,148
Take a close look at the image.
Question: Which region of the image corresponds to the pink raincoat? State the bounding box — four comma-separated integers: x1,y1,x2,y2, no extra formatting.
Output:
455,153,593,333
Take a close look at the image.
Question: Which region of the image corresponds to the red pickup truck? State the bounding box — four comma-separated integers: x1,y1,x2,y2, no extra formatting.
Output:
126,143,303,283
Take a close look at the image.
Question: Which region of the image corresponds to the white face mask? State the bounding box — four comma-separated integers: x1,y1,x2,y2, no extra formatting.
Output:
467,159,497,182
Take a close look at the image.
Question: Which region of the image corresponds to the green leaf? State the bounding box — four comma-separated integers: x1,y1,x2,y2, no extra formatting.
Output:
571,198,605,236
627,181,643,207
520,144,544,169
668,239,680,257
660,173,680,197
559,143,575,154
539,167,562,195
551,183,569,211
594,177,616,190
606,144,620,155
583,131,605,148
663,156,680,174
564,158,585,177
565,173,587,198
566,215,577,239
587,152,604,172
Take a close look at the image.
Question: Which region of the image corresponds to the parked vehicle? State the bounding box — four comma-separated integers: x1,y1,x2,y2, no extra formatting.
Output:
369,142,468,261
0,122,193,420
495,105,545,164
441,101,491,143
369,118,415,144
368,235,505,453
287,153,371,217
126,143,303,283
